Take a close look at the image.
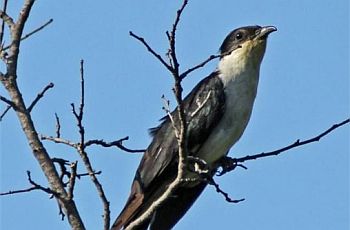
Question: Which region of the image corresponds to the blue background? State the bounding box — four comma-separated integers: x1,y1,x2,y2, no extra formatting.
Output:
1,0,349,229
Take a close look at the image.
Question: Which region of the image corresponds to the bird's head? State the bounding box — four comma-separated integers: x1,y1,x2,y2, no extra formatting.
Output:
218,25,276,77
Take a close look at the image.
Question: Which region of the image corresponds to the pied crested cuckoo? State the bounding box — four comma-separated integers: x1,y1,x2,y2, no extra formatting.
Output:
112,25,276,230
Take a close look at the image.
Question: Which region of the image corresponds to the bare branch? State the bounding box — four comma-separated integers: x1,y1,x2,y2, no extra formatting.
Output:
85,137,145,153
1,171,57,196
2,18,53,51
207,177,245,203
72,59,110,230
0,94,14,106
0,104,11,121
51,157,101,184
41,135,78,148
217,118,350,176
126,1,190,229
51,157,71,184
0,0,9,44
55,113,61,138
0,82,54,120
0,5,14,31
180,54,221,80
0,185,39,195
79,60,85,120
129,31,172,72
28,82,54,112
76,170,102,179
166,0,188,76
161,94,179,138
237,118,350,163
0,0,85,228
77,148,110,230
6,0,35,77
26,170,58,195
67,161,78,200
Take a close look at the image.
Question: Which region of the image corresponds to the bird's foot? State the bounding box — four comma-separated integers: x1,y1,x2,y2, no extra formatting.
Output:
216,156,247,176
187,156,211,176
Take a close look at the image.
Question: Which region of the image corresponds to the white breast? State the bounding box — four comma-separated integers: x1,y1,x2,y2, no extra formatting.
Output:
197,46,261,165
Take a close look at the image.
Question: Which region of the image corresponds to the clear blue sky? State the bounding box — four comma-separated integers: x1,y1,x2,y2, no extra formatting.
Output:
1,0,349,229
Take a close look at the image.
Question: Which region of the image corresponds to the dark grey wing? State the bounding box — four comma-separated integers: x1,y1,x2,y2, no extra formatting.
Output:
111,72,225,230
140,71,225,188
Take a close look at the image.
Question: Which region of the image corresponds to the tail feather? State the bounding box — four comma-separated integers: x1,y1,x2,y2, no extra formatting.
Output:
111,181,207,230
111,182,145,230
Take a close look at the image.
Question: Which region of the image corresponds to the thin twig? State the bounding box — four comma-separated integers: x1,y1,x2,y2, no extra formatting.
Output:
0,185,39,195
0,104,11,121
41,135,78,148
179,46,240,80
161,95,179,138
79,60,84,121
28,82,54,112
51,157,71,184
236,118,350,163
72,60,110,230
0,1,85,228
0,171,58,196
76,170,102,179
55,113,61,138
207,177,245,203
67,161,78,200
7,0,35,77
0,7,14,31
125,1,189,229
85,137,145,153
180,54,220,80
0,82,54,119
0,0,9,44
166,0,188,76
2,18,53,51
129,31,172,72
217,118,350,176
0,94,14,106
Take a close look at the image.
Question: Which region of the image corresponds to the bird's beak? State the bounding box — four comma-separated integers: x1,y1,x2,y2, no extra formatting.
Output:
255,26,277,40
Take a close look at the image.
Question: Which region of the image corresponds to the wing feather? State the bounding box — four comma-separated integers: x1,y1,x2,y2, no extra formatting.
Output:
112,71,225,229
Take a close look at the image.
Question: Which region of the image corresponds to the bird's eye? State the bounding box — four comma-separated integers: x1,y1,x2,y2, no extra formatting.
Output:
235,32,243,40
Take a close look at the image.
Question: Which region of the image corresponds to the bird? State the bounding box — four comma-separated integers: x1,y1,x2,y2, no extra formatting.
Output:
111,25,276,230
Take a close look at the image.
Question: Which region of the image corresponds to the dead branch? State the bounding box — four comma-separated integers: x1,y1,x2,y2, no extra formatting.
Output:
0,94,14,107
217,118,350,176
207,177,245,203
71,59,110,230
55,113,61,138
84,137,145,153
161,94,179,138
0,1,85,229
50,157,101,186
67,161,78,200
180,54,221,80
41,135,78,148
0,82,54,120
76,170,102,179
28,82,54,112
0,0,9,44
125,1,189,229
0,104,11,121
51,157,71,184
0,171,58,196
2,18,53,51
0,5,14,31
129,31,172,72
0,185,39,196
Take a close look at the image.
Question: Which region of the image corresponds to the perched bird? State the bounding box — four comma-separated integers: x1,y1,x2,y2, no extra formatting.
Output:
111,25,276,230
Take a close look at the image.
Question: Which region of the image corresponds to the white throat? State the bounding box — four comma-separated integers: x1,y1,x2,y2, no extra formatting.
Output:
217,41,266,86
197,42,267,164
